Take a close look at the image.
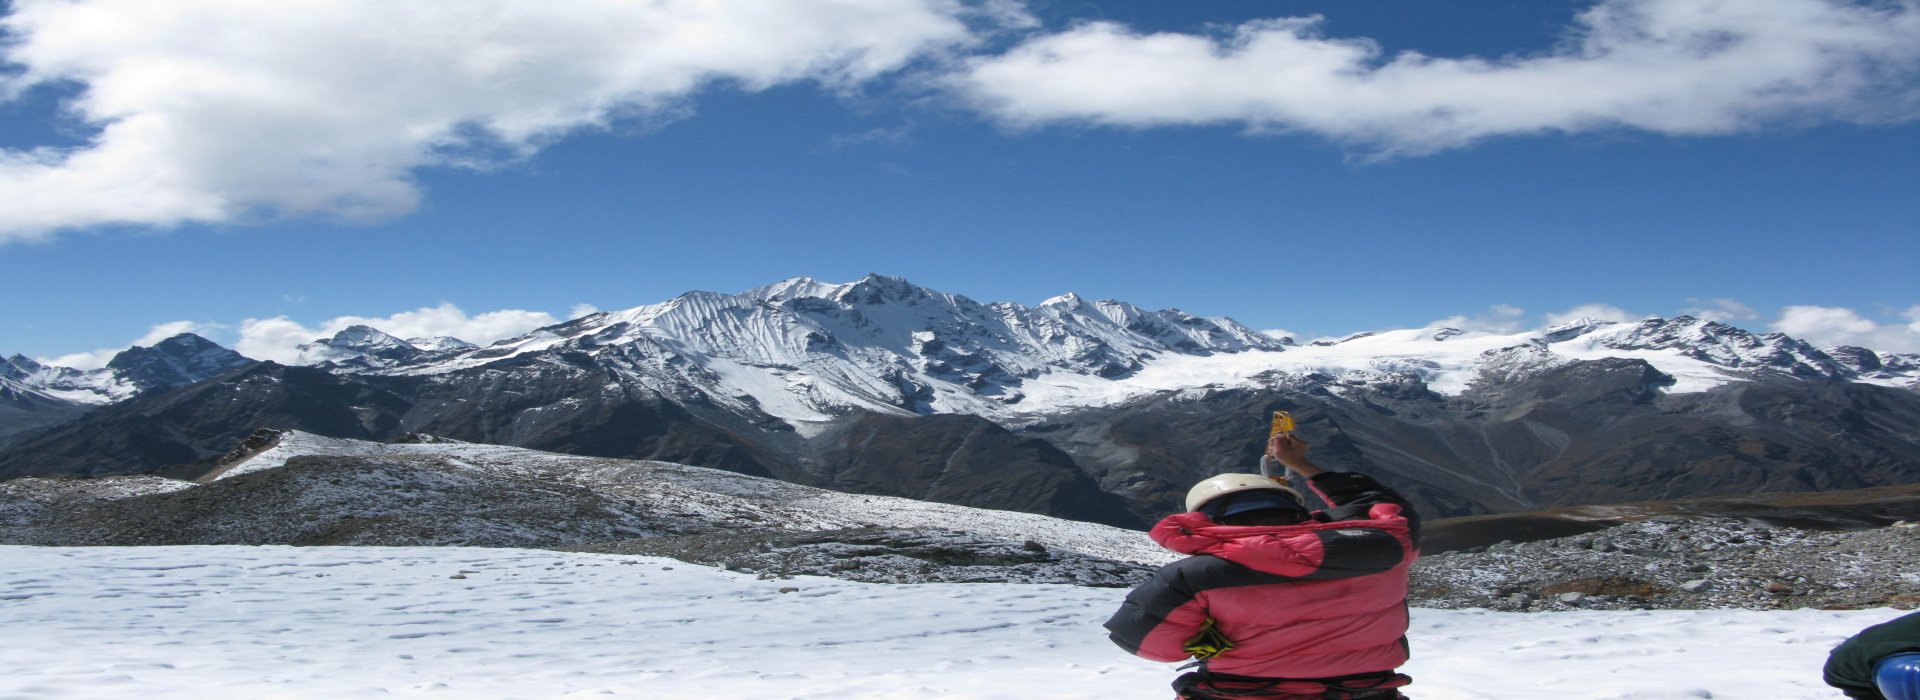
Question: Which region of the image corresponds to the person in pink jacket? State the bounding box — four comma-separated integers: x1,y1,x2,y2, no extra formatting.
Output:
1105,432,1420,700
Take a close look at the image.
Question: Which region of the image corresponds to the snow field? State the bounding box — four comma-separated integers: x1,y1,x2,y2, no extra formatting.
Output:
0,545,1901,699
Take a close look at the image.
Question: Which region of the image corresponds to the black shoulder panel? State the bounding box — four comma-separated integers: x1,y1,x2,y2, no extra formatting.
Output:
1301,528,1405,579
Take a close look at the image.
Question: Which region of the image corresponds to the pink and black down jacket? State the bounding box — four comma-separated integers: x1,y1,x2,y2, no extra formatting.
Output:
1104,472,1420,680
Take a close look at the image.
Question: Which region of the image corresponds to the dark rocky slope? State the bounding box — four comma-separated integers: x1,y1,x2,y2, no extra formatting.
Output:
1412,518,1919,612
1032,360,1920,521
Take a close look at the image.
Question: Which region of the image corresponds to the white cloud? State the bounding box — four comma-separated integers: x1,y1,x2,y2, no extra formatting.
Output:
568,304,603,321
953,0,1920,155
1680,297,1760,323
1771,304,1920,353
1544,303,1641,327
0,0,1003,242
130,320,206,347
1429,304,1527,334
39,320,212,370
1260,328,1299,344
236,303,572,364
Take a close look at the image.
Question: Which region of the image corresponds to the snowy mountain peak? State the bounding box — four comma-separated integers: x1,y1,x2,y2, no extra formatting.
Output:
1828,346,1920,383
744,276,836,303
1038,292,1086,309
832,273,938,304
327,325,412,350
2,355,95,398
3,333,252,406
106,333,225,370
2,355,38,380
748,275,990,319
1571,316,1851,380
103,333,254,394
407,336,478,354
1541,317,1620,343
294,325,427,369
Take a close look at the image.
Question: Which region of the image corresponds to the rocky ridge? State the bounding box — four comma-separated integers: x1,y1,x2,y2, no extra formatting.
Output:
0,433,1172,588
1412,518,1920,611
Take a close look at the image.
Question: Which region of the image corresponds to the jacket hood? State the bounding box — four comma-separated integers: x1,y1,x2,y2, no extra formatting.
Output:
1149,505,1413,579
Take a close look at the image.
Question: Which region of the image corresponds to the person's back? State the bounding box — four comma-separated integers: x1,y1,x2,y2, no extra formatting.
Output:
1105,432,1419,699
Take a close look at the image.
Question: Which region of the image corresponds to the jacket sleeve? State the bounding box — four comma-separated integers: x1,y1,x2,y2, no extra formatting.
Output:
1105,559,1211,662
1308,471,1422,547
1824,612,1920,699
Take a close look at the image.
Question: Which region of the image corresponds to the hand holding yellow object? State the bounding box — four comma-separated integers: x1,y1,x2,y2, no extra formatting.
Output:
1268,410,1294,438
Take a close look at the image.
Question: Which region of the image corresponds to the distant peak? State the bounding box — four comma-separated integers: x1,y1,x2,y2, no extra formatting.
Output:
408,336,479,353
1546,317,1612,332
857,272,906,284
315,326,421,353
749,276,816,295
744,276,841,303
1038,292,1086,308
153,333,217,348
109,333,226,365
331,324,399,341
841,274,923,296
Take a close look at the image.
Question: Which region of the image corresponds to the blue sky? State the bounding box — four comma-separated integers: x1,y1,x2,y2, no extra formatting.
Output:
1,0,1917,366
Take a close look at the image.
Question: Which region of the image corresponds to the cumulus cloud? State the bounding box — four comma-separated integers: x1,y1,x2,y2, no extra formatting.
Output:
1544,303,1642,327
235,303,571,364
1428,304,1527,334
39,320,213,370
0,0,1003,242
1681,297,1761,322
953,0,1920,155
1259,328,1300,344
1771,304,1920,353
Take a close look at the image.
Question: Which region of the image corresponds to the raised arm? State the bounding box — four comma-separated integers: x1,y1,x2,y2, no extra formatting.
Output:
1267,433,1422,545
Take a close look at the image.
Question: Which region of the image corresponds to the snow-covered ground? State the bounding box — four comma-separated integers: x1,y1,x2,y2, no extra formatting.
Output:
0,545,1897,699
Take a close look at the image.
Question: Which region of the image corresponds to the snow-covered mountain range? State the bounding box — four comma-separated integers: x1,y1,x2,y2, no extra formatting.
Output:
261,277,1920,425
5,275,1918,524
15,275,1913,422
376,274,1291,425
